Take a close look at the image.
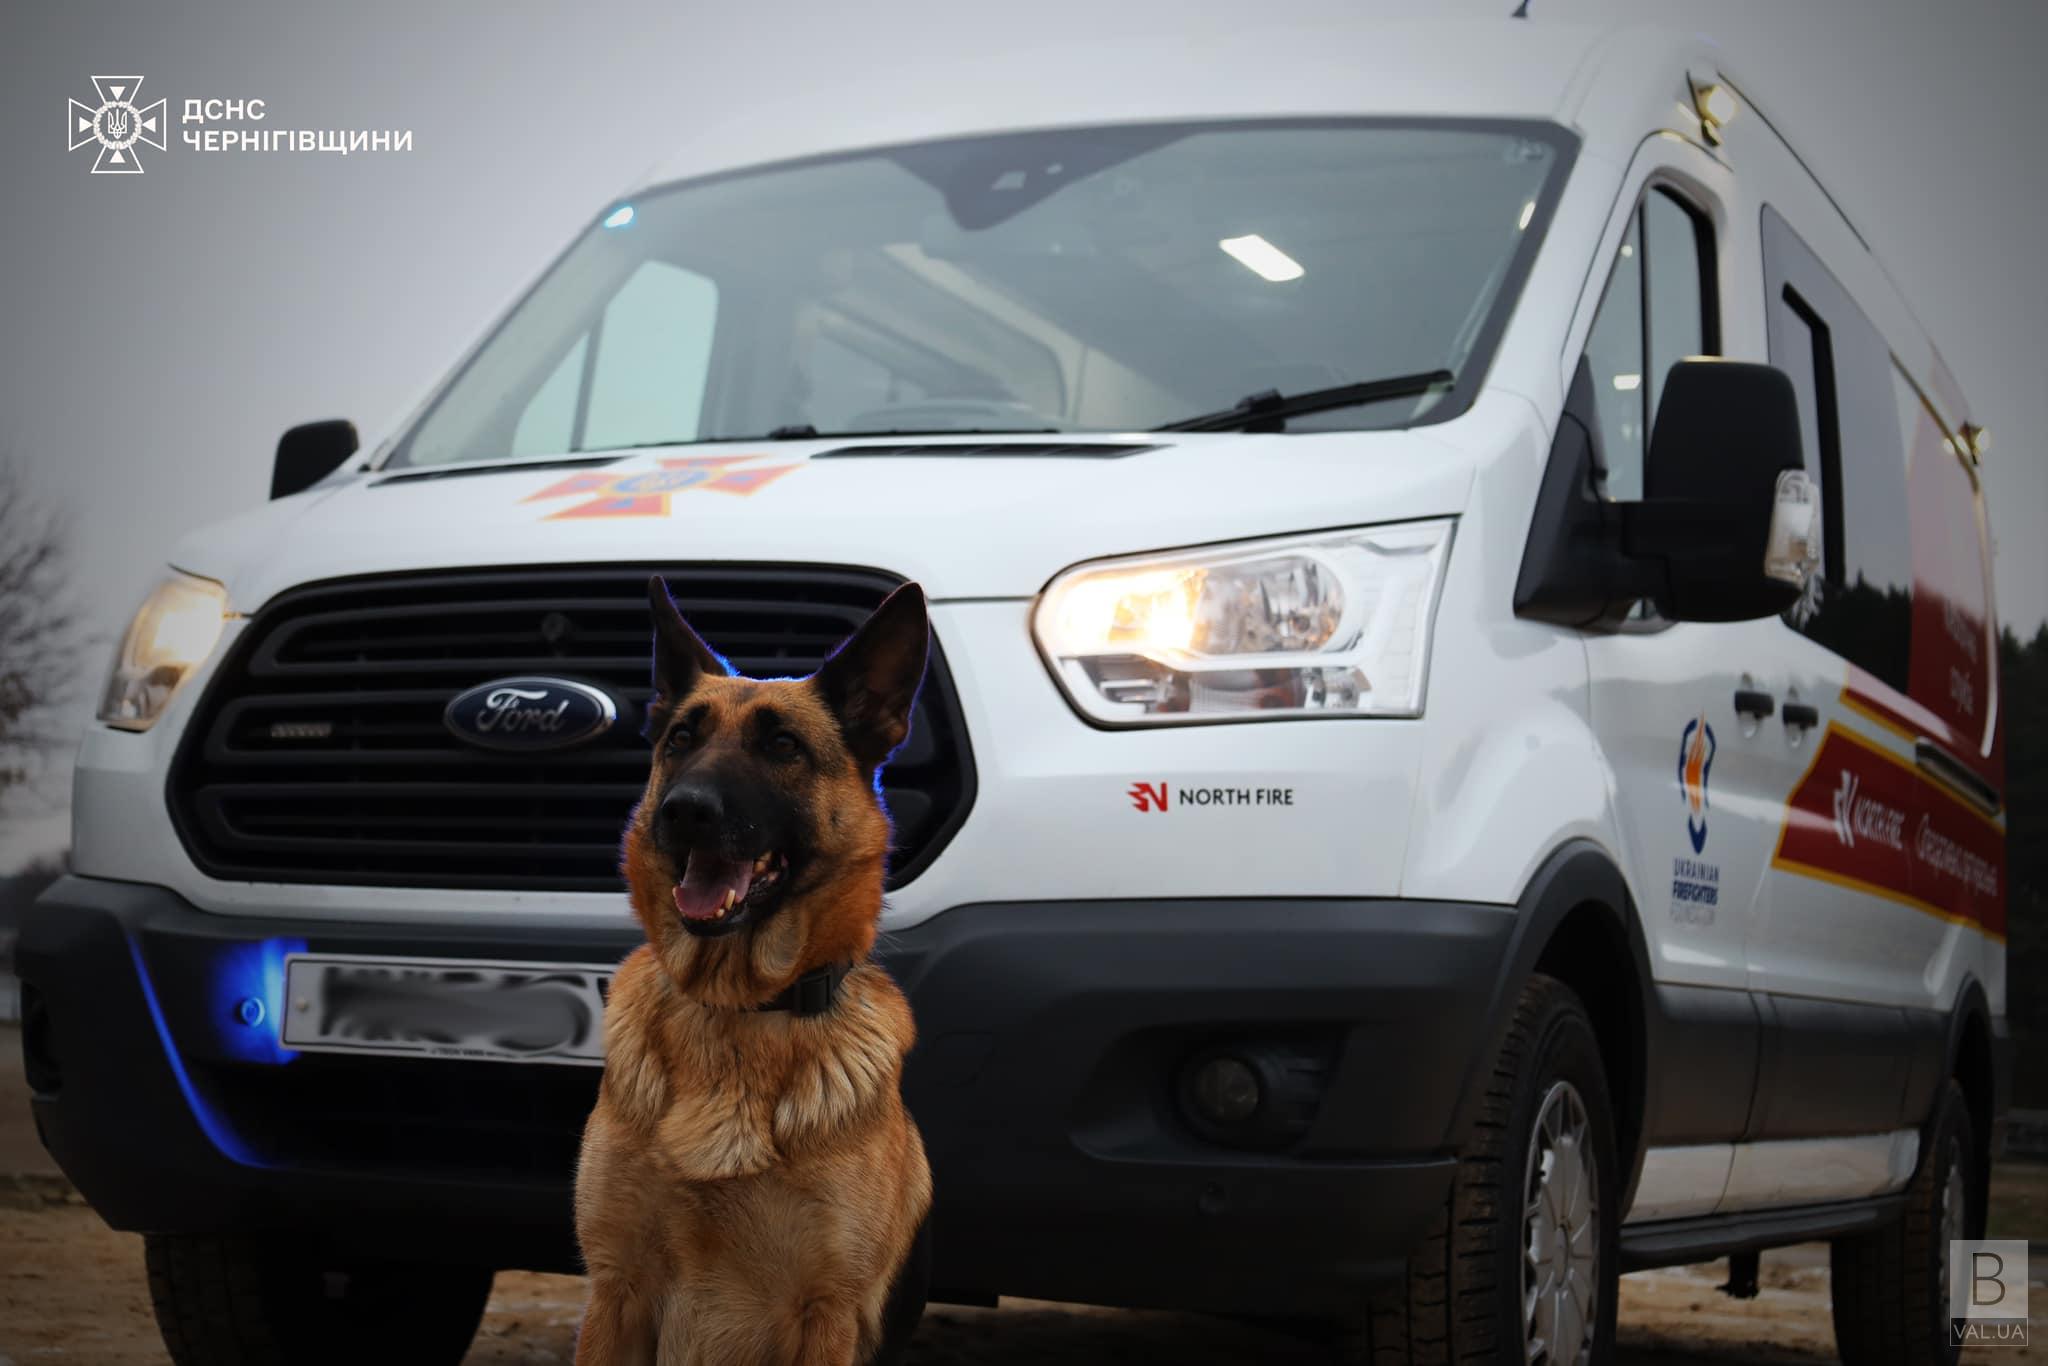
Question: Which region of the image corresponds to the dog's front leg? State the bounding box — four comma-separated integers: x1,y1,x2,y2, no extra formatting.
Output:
576,1276,657,1366
789,1296,863,1366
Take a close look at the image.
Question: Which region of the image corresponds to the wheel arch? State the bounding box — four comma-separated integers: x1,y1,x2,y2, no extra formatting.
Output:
1447,840,1657,1212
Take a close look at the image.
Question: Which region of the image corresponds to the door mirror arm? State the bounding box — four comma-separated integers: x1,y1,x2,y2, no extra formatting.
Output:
272,419,360,500
1513,359,1662,629
1515,359,1812,628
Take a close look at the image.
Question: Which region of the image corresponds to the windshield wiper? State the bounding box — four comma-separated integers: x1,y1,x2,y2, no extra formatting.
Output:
1154,369,1454,433
575,425,1059,453
759,424,1061,440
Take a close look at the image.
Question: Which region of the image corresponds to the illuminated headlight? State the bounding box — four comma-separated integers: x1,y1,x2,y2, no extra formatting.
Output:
1033,520,1454,724
97,571,230,731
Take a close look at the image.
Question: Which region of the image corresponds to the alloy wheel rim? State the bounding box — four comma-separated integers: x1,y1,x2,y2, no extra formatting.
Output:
1522,1079,1599,1365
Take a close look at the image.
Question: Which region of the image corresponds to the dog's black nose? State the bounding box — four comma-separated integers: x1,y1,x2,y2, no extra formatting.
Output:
658,783,724,846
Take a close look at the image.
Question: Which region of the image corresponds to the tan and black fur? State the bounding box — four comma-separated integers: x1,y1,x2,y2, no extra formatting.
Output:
574,579,933,1366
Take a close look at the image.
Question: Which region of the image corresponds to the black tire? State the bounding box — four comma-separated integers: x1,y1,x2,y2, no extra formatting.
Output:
1831,1079,1978,1366
1335,973,1620,1365
144,1233,492,1366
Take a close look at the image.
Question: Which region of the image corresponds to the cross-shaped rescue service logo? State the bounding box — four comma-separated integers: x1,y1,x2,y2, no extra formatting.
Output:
524,455,801,520
68,76,167,174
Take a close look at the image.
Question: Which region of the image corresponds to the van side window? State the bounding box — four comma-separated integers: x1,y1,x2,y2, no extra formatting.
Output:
1760,206,1913,692
1580,187,1715,500
1895,368,1991,736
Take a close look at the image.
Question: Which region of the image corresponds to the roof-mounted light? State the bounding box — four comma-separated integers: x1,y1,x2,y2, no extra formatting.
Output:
1958,423,1989,463
1688,72,1739,146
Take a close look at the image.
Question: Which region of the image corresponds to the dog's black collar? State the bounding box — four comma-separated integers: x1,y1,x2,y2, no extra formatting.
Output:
755,962,853,1018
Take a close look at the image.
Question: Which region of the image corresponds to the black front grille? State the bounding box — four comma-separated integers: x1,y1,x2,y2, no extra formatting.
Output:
170,564,975,891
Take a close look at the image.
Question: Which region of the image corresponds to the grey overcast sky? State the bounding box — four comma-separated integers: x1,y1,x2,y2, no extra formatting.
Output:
1,0,2044,869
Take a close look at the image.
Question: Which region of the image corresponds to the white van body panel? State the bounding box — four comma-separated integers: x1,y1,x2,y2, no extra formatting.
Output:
177,428,1478,612
1396,392,1613,907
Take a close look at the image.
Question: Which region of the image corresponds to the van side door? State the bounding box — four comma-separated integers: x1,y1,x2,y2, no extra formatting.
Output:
1734,206,2004,1167
1745,207,2003,1014
1571,155,1770,1217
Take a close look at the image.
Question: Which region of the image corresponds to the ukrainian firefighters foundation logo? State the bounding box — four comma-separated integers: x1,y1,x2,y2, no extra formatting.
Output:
523,455,800,519
68,76,167,174
1678,714,1716,854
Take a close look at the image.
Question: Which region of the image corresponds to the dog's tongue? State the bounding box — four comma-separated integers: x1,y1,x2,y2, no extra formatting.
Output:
673,853,754,922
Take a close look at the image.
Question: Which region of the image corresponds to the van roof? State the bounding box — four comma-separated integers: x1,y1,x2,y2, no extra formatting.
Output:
628,21,1718,192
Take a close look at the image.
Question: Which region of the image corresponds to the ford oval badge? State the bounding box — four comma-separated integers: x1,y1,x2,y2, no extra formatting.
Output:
444,677,618,752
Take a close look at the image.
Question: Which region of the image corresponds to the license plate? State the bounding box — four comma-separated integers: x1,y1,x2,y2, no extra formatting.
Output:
281,953,614,1066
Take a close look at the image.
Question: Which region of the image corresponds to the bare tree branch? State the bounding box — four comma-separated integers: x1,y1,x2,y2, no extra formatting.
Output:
0,457,82,797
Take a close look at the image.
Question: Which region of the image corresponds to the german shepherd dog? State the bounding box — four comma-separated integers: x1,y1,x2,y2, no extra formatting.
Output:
573,579,933,1366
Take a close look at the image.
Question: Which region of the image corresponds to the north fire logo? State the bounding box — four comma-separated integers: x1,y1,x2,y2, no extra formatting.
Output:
1678,714,1715,854
68,76,167,174
1127,781,1169,812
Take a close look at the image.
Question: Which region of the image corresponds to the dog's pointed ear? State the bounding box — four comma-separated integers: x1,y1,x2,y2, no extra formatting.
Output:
815,583,929,770
648,576,730,708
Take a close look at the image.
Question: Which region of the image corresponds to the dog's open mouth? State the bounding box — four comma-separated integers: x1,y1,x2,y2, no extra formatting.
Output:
673,850,786,937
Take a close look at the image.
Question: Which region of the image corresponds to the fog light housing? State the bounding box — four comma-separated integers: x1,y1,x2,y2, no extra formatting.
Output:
1177,1039,1332,1150
1188,1055,1262,1127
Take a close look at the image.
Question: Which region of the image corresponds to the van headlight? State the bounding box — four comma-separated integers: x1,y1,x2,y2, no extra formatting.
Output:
1032,519,1454,724
97,571,230,731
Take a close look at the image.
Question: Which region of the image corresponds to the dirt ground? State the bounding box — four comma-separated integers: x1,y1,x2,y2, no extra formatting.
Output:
3,1024,2043,1364
8,1191,2042,1366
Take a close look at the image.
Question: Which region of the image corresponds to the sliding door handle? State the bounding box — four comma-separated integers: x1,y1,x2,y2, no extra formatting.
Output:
1733,689,1776,720
1915,738,2002,815
1781,701,1820,729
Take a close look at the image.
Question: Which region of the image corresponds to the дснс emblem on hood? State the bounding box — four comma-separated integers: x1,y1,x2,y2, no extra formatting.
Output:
524,454,799,520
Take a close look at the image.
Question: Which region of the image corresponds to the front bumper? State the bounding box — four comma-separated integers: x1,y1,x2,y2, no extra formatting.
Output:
18,876,1515,1316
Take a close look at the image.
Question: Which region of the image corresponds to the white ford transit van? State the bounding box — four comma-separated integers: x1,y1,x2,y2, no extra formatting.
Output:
20,21,2007,1366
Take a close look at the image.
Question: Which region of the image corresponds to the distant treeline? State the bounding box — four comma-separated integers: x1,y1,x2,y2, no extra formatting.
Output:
2000,622,2046,1107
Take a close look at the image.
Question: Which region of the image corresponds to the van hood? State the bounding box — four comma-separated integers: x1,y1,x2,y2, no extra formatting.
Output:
176,416,1497,612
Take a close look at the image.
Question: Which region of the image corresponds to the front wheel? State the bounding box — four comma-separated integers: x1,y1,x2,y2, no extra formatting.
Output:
144,1233,493,1366
1831,1079,1980,1366
1335,973,1620,1364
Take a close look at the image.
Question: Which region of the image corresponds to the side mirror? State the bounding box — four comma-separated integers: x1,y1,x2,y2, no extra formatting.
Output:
271,419,359,500
1515,358,1814,629
1626,360,1812,622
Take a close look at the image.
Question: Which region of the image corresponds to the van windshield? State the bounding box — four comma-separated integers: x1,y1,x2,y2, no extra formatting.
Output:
391,120,1571,467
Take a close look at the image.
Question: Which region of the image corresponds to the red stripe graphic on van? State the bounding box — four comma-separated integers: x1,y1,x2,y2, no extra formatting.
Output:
1771,724,2005,939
